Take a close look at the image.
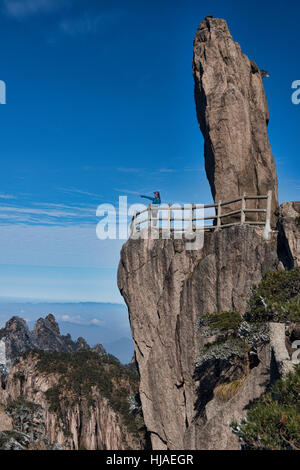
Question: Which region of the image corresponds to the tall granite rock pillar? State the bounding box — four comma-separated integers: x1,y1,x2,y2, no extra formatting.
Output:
193,16,278,226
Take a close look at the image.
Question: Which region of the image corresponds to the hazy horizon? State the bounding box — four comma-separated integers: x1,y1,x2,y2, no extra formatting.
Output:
0,296,124,305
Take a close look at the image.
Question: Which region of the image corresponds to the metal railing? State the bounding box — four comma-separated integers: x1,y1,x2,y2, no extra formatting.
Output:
130,191,273,240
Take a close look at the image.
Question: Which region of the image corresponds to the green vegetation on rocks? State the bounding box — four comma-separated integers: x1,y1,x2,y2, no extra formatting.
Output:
6,399,42,416
195,267,300,450
23,349,144,438
197,311,242,337
196,337,250,368
196,268,300,369
232,365,300,450
246,268,300,322
0,430,30,449
0,398,60,450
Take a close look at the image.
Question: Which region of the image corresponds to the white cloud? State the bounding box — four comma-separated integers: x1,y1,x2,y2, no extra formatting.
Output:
0,193,16,200
59,187,103,200
60,314,70,321
61,314,82,323
60,315,104,327
0,204,79,217
59,9,124,37
90,318,104,326
0,200,99,226
3,0,67,18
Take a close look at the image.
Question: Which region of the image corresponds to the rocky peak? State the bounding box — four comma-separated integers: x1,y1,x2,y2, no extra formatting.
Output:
33,315,69,352
92,343,106,355
193,16,278,225
0,317,38,367
76,337,89,350
0,315,106,377
45,314,60,334
2,317,29,336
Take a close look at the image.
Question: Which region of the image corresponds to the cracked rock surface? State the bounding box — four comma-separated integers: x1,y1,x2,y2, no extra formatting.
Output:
193,16,278,225
118,226,280,449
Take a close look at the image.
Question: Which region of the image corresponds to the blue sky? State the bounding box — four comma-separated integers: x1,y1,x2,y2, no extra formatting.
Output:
0,0,299,303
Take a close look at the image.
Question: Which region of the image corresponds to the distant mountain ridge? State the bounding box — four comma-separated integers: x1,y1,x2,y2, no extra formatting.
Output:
0,314,106,379
0,301,133,363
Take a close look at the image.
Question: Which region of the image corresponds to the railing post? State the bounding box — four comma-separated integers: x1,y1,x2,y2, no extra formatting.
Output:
129,195,273,240
134,211,138,234
152,204,158,228
217,200,221,230
189,203,194,232
130,210,137,238
263,190,272,240
147,204,151,237
162,204,172,240
168,204,171,232
241,192,246,225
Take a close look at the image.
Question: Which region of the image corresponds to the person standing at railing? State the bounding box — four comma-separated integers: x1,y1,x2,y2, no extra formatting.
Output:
140,191,161,204
140,192,161,227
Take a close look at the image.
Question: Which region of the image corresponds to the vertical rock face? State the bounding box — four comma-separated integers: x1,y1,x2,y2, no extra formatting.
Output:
0,405,13,433
118,226,279,449
193,16,278,225
277,202,300,268
1,355,142,450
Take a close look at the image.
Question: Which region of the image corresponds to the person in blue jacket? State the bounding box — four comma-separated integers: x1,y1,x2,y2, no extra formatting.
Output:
140,191,161,205
140,192,161,227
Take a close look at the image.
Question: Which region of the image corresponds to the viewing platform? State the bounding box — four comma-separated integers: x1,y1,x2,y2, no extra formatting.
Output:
130,191,273,241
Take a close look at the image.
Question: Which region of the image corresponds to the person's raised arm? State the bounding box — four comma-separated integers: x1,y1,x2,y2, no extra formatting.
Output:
140,195,155,202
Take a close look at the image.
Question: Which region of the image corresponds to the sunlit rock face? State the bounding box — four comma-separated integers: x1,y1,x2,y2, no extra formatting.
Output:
193,16,278,226
118,226,280,449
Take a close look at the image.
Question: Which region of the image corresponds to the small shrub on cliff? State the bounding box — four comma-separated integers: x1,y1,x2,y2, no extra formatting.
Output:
232,365,300,450
197,311,242,337
196,337,250,368
237,321,269,346
44,386,63,419
246,268,300,322
295,216,300,227
0,430,30,449
214,377,246,402
6,399,41,416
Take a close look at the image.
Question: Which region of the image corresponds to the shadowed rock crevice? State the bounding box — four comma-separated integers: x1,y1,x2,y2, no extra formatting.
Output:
277,202,300,268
